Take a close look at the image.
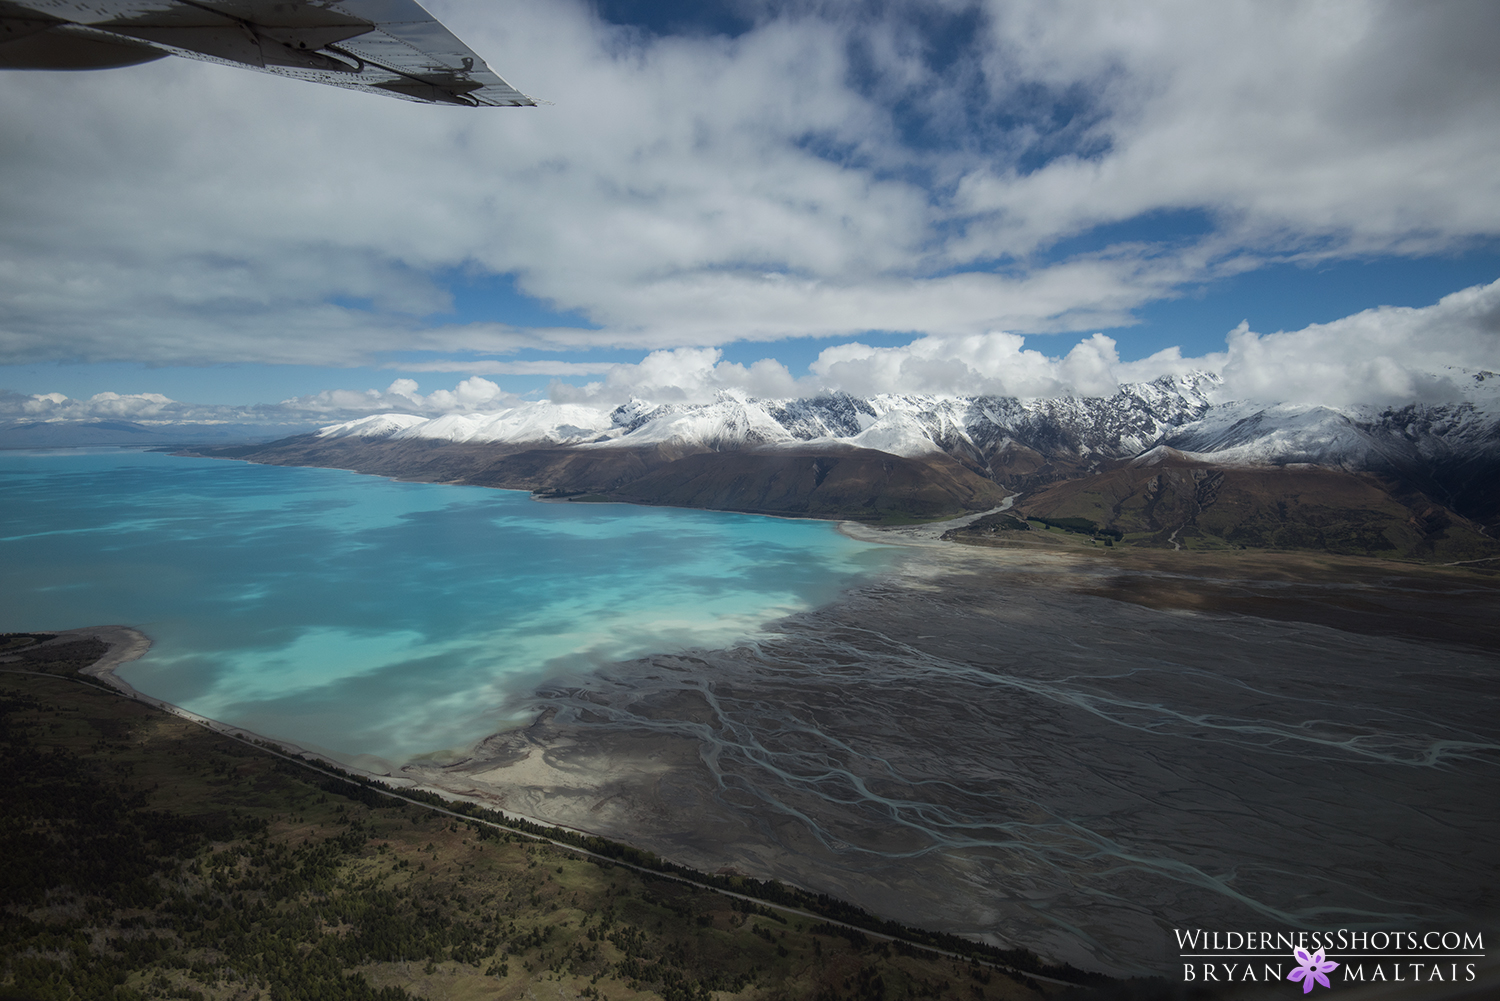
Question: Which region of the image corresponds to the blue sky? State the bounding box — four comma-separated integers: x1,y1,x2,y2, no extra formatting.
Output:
12,244,1500,408
1,0,1498,419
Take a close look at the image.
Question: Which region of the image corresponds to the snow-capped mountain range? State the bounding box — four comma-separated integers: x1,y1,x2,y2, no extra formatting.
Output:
315,371,1500,480
182,368,1499,551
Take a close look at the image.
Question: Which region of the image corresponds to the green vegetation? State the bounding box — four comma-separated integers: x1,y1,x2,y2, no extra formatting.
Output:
0,642,1119,1001
1025,518,1122,541
971,513,1031,533
0,633,58,655
939,513,1124,549
3,634,107,675
936,512,1029,544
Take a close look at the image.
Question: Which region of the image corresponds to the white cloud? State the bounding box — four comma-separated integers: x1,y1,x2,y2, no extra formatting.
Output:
7,391,176,420
955,0,1500,260
274,377,521,414
1215,278,1500,406
8,278,1497,419
1,377,527,424
0,0,1497,370
534,325,1197,407
803,331,1190,399
549,347,800,405
540,278,1499,408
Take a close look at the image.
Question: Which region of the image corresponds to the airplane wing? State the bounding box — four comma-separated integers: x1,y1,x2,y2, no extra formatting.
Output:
0,0,535,106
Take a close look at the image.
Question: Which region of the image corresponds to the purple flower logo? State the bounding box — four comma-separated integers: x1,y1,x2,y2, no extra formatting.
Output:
1288,948,1339,993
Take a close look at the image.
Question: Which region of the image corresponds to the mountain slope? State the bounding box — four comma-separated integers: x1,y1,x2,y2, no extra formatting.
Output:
611,447,1007,521
1014,450,1494,561
187,373,1500,553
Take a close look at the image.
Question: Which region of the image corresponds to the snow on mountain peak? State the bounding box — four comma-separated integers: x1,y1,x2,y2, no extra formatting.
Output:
317,403,614,446
311,380,1223,458
586,396,793,451
316,413,426,440
312,375,1498,475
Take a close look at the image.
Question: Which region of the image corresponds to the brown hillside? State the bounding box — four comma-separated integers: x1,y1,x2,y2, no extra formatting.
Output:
189,438,1006,522
1018,453,1498,561
468,447,670,494
198,436,544,482
188,435,1494,554
613,447,1008,521
984,440,1093,493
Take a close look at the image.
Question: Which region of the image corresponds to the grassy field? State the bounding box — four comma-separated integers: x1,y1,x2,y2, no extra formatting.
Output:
0,636,1127,1001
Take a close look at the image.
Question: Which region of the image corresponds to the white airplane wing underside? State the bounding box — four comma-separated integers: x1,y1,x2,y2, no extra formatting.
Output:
0,0,534,106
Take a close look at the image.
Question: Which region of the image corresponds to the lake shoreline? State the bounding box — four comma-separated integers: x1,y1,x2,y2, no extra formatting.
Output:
14,448,1498,978
53,624,625,846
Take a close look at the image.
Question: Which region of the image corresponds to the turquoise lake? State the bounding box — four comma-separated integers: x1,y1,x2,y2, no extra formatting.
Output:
0,449,893,767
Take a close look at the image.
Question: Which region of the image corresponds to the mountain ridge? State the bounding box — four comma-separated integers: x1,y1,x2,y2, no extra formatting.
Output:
184,374,1500,558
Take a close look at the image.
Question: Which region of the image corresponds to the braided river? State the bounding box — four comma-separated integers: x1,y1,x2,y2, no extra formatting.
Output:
3,448,1496,976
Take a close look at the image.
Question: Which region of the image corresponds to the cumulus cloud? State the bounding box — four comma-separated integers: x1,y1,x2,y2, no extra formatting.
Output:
10,278,1497,420
1215,278,1500,406
541,279,1500,407
2,391,179,420
0,0,1497,368
803,332,1189,400
1,377,532,426
277,377,521,415
549,348,800,405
